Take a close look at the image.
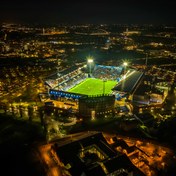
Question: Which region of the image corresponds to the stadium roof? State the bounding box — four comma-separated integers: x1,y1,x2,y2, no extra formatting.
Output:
45,66,79,80
113,70,144,93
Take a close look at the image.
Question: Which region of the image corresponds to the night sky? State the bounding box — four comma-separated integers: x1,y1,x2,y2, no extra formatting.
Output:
0,0,176,25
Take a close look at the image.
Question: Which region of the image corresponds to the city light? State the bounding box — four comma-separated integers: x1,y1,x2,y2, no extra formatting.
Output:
1,23,176,176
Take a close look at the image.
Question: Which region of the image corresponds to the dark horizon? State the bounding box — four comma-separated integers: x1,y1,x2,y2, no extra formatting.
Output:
0,0,176,25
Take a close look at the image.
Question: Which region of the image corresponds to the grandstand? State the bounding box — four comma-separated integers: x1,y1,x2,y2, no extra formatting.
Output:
112,70,144,93
84,65,124,99
45,65,87,90
92,64,123,80
112,70,144,100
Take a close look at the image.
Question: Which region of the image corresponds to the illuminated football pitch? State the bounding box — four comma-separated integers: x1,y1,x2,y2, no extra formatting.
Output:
68,78,117,95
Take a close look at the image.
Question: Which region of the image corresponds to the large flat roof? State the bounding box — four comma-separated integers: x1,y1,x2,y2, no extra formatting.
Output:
113,70,144,93
53,131,144,176
45,66,79,80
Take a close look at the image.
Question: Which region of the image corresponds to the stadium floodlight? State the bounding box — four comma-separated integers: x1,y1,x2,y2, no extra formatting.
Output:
87,56,94,75
123,62,128,66
87,56,94,63
123,61,128,75
88,58,93,63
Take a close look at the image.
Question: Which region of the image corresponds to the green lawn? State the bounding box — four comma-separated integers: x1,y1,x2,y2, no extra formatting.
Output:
68,78,117,95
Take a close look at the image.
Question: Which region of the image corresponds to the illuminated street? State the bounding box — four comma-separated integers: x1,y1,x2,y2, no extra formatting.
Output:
104,133,175,176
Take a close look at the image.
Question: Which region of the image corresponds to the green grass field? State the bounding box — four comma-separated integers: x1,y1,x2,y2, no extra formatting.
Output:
68,78,117,95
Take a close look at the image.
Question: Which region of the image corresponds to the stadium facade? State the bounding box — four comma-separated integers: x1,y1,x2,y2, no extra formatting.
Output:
79,94,115,119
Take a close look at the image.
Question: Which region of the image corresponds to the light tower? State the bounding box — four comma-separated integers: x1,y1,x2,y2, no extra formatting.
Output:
123,62,128,74
87,56,94,76
123,62,128,67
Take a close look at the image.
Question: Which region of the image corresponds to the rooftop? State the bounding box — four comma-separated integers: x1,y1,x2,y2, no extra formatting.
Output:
53,132,145,176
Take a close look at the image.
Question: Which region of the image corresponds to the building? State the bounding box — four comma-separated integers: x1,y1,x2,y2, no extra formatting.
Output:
52,132,145,176
79,95,115,119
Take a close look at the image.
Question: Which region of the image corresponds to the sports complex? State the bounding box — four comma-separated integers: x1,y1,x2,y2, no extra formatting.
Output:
45,59,144,118
46,62,125,98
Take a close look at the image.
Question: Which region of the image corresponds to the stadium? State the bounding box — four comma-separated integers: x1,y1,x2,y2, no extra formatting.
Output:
45,59,143,118
45,60,126,97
